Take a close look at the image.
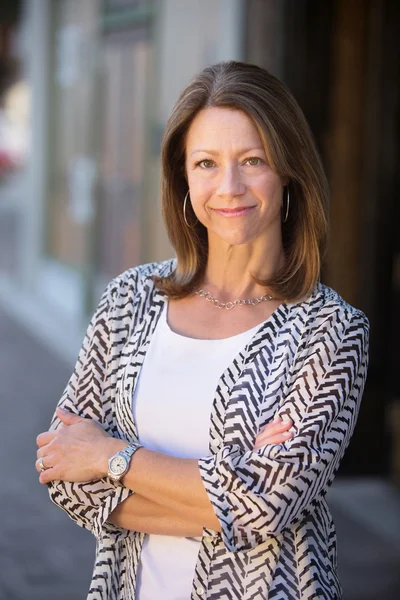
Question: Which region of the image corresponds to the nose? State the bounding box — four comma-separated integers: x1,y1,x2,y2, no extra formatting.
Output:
216,166,245,198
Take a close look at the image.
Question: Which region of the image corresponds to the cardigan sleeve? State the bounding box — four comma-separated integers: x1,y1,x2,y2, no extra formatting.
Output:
198,309,369,552
46,278,133,544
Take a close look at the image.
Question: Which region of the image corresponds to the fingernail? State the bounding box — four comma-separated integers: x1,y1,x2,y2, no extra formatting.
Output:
273,415,281,422
281,415,290,422
289,427,296,434
283,431,292,437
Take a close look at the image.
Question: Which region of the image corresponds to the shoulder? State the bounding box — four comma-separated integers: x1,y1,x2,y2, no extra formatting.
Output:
295,282,369,330
288,283,369,355
105,258,176,302
316,283,368,332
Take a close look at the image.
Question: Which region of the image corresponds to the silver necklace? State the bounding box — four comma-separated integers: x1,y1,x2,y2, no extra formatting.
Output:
195,288,275,310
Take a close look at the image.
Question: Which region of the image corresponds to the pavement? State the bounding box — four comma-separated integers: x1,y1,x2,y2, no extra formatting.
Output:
0,306,94,600
1,305,399,600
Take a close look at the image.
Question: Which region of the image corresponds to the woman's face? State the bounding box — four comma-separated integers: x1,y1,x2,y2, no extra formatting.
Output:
184,107,287,248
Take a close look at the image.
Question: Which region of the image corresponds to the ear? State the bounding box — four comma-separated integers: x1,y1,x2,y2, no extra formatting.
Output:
56,407,85,426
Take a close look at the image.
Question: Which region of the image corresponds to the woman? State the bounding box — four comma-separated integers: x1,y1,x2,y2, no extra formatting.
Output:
36,61,369,600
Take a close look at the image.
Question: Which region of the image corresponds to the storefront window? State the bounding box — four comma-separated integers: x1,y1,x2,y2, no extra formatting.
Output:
94,0,154,286
46,0,101,270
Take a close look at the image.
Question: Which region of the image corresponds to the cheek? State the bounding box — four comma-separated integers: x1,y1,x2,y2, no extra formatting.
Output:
258,177,284,208
187,178,213,212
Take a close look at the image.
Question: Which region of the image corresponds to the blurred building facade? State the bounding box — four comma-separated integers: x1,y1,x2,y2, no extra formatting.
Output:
0,0,399,482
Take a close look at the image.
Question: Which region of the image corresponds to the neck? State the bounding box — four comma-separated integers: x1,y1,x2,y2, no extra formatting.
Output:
202,238,285,301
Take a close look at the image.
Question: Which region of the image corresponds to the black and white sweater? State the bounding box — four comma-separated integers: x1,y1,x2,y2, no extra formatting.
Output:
47,258,369,599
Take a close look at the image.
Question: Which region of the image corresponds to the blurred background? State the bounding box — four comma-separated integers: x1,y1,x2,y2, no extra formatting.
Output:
0,0,399,598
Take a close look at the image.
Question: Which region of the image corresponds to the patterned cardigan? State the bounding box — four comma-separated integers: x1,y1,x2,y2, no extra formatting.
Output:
47,258,369,600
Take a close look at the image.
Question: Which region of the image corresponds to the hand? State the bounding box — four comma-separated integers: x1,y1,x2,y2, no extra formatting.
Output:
35,408,125,484
253,416,294,450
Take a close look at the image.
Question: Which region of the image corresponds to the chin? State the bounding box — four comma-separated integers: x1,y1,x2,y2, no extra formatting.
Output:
211,229,258,247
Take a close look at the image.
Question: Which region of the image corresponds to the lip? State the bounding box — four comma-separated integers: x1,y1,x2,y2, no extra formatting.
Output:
211,206,256,217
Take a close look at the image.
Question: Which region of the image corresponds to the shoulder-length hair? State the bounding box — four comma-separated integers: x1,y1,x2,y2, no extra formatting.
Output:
154,60,329,302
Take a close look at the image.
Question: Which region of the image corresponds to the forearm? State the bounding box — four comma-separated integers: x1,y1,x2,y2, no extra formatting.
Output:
108,441,220,531
105,420,293,530
108,493,203,536
39,412,291,534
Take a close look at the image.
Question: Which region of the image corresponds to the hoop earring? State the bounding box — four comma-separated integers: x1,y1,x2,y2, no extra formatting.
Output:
183,190,198,228
282,186,290,223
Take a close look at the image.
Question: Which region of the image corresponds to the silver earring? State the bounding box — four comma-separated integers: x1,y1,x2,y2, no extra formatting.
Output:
183,190,197,228
283,186,290,223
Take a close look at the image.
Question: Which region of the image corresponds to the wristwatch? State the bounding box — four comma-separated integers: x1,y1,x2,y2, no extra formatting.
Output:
107,442,142,483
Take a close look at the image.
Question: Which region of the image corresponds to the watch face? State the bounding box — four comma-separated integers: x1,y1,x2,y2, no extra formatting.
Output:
109,454,127,475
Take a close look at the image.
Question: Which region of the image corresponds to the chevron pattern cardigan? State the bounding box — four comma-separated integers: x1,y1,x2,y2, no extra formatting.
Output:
47,258,369,600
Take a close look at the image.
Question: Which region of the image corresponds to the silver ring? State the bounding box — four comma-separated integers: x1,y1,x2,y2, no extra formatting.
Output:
38,457,47,472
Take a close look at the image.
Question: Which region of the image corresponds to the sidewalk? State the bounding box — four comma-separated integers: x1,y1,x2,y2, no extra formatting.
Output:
0,306,93,600
328,481,400,599
1,305,399,599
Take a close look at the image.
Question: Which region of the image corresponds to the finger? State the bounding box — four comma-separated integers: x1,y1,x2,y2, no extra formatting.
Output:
35,454,53,473
256,429,294,444
36,431,57,447
257,419,293,441
56,407,84,426
262,416,282,429
260,417,292,431
39,466,58,485
37,444,52,460
256,424,294,444
254,431,293,450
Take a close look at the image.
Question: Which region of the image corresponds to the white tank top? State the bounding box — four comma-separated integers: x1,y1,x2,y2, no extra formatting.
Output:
132,304,265,600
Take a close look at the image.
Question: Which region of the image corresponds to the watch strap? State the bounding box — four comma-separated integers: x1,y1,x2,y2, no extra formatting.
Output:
120,442,143,461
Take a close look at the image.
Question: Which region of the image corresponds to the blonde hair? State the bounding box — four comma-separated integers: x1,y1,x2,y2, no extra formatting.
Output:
155,61,329,302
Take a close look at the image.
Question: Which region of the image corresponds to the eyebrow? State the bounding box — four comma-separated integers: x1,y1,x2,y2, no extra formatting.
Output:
190,147,266,157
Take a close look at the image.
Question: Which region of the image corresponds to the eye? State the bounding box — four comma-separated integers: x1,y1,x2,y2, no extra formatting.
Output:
245,157,264,166
196,159,215,169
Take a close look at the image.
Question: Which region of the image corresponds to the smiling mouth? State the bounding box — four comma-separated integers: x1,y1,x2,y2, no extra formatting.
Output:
211,206,256,217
